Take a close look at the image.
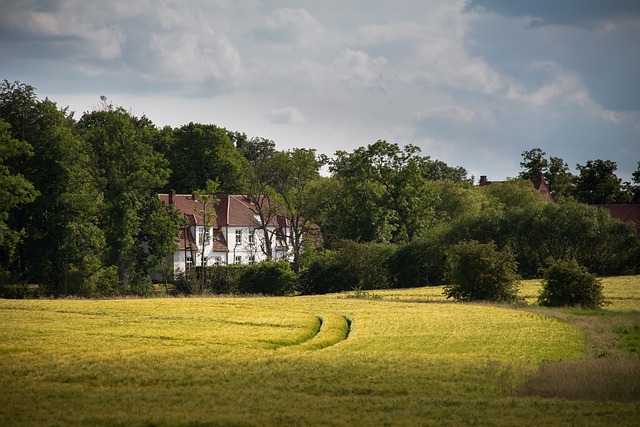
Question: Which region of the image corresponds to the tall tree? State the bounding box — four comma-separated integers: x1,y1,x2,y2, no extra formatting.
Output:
168,123,251,194
236,136,277,167
0,119,37,268
76,102,170,289
331,141,463,243
546,156,574,200
0,81,104,295
519,148,548,180
519,148,574,199
573,159,630,204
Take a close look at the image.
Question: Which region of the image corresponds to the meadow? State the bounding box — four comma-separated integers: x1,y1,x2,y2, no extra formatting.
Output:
1,277,639,426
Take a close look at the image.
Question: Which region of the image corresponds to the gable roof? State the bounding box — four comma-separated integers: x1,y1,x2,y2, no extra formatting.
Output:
158,192,281,228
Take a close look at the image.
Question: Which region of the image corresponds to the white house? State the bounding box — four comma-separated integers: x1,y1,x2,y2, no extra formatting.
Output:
152,192,294,280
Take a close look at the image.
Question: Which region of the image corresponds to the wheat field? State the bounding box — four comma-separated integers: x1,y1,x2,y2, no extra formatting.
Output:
0,276,639,426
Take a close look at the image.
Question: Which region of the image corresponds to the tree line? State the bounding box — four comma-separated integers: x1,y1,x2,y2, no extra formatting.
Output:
1,80,639,297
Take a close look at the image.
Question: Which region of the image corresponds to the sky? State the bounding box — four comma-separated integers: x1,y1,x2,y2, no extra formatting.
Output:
1,0,639,182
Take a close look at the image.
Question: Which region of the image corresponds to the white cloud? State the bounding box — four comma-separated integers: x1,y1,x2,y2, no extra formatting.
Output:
333,49,388,88
251,8,324,50
148,29,244,87
270,107,306,125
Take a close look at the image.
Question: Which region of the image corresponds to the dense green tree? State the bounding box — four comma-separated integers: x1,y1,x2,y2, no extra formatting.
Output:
1,81,105,295
481,178,549,210
444,240,520,303
546,156,574,200
138,196,181,290
168,123,251,194
0,119,37,267
508,201,638,277
519,148,549,181
76,104,170,289
236,136,277,167
573,159,630,204
302,176,393,247
519,148,574,199
331,141,464,243
389,228,449,288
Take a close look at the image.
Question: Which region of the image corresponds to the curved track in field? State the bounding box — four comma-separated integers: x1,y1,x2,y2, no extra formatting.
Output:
283,313,351,351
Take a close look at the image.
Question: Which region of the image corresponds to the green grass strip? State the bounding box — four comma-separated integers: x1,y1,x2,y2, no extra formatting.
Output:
288,314,350,351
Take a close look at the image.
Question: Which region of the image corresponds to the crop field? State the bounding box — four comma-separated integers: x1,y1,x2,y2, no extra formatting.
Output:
1,277,639,426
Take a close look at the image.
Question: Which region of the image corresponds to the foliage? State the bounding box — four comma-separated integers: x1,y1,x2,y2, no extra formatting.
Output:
297,241,396,295
444,240,521,303
263,148,322,272
1,81,105,295
236,260,296,295
296,249,356,295
0,118,37,262
331,140,466,243
76,103,170,290
538,259,605,309
508,201,639,277
167,122,251,194
389,233,448,288
519,148,574,200
573,159,630,204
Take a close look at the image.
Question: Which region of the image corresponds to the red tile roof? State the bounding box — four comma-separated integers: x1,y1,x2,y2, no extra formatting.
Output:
595,204,640,235
159,193,284,229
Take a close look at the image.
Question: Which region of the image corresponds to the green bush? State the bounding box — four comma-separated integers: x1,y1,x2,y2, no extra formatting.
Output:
296,250,356,295
339,241,396,290
236,261,295,296
389,236,447,288
537,259,605,309
444,240,520,303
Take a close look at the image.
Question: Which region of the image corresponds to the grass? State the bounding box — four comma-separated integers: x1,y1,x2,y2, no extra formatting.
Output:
0,276,639,426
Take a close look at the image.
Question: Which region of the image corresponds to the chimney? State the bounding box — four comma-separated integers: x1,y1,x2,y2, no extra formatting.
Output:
169,189,175,206
479,175,488,186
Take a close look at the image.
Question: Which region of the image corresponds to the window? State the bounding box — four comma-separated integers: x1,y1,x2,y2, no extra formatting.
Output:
249,231,255,245
214,256,222,266
235,229,242,244
186,253,193,268
203,229,211,245
235,255,242,265
249,255,256,265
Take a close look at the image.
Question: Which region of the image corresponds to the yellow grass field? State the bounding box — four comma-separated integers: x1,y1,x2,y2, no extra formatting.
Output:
1,276,639,426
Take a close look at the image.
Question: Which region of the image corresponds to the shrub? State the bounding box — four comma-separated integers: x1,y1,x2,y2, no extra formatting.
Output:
296,250,355,295
338,241,396,290
537,259,605,309
444,240,520,303
236,261,295,296
389,236,447,288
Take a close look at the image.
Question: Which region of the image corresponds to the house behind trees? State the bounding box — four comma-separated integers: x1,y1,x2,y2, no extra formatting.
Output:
153,192,294,280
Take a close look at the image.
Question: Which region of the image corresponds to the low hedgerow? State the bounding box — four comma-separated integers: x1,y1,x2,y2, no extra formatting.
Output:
236,261,296,296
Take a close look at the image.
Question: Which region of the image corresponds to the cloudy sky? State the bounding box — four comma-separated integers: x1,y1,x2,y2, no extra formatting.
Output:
1,0,639,181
